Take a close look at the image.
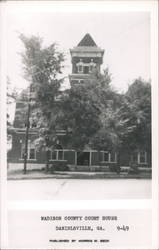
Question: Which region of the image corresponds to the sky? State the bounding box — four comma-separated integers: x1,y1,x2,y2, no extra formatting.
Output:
6,1,150,94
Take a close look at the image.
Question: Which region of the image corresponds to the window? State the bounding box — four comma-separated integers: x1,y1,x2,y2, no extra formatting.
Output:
131,151,147,164
89,60,96,73
131,152,138,163
21,145,36,160
102,151,117,163
7,135,12,151
110,152,116,162
89,65,94,73
89,64,95,73
77,65,83,73
58,150,64,160
49,150,65,161
29,148,36,159
52,151,57,160
139,152,147,164
104,152,109,162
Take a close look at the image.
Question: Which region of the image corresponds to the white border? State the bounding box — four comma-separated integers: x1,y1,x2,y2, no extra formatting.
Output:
0,0,158,249
5,0,158,13
0,1,8,248
151,1,159,248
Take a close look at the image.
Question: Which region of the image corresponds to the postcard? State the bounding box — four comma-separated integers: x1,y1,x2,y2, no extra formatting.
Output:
0,0,158,249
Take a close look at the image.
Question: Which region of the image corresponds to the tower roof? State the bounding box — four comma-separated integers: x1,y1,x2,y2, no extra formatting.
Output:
77,33,97,47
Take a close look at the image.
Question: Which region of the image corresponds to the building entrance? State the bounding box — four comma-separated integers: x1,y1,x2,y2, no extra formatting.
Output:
77,152,90,166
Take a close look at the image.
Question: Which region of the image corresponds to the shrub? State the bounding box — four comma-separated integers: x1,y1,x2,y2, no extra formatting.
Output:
109,164,120,173
50,162,69,171
128,162,139,174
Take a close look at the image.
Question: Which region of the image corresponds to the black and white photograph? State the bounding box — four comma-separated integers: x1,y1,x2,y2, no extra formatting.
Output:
6,2,152,200
0,0,158,249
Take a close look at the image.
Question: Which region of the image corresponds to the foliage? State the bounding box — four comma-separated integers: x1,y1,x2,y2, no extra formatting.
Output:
58,82,101,150
59,75,151,154
18,33,151,164
7,77,17,127
50,163,69,172
19,34,66,170
90,101,127,151
118,78,151,152
58,69,124,151
19,34,65,145
19,34,64,81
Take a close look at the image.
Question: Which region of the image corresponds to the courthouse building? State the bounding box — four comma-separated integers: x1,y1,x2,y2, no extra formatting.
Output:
8,34,150,170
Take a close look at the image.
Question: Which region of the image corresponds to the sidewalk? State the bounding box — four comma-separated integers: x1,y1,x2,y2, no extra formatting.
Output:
7,168,152,180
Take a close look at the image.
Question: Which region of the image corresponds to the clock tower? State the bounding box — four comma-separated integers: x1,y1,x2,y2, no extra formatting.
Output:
69,33,104,86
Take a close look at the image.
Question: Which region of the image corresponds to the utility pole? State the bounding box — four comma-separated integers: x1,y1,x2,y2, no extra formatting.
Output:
23,65,50,174
23,85,31,174
23,65,36,174
23,101,31,174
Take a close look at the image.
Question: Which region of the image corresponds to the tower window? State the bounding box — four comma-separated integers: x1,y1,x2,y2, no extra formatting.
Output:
89,65,93,72
89,60,96,73
77,65,83,73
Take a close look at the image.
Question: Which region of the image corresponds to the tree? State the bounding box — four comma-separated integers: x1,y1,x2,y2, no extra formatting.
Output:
90,97,127,151
7,77,17,127
19,34,65,170
118,78,151,156
7,77,18,154
58,82,101,150
58,68,124,152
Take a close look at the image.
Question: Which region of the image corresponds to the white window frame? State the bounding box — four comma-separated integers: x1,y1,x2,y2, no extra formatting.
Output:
101,151,117,163
89,65,93,73
28,148,37,160
131,151,147,164
77,64,83,73
7,134,12,151
103,151,109,162
49,149,66,161
89,62,96,73
131,152,138,163
20,144,37,160
138,151,147,164
109,152,117,163
76,61,96,74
